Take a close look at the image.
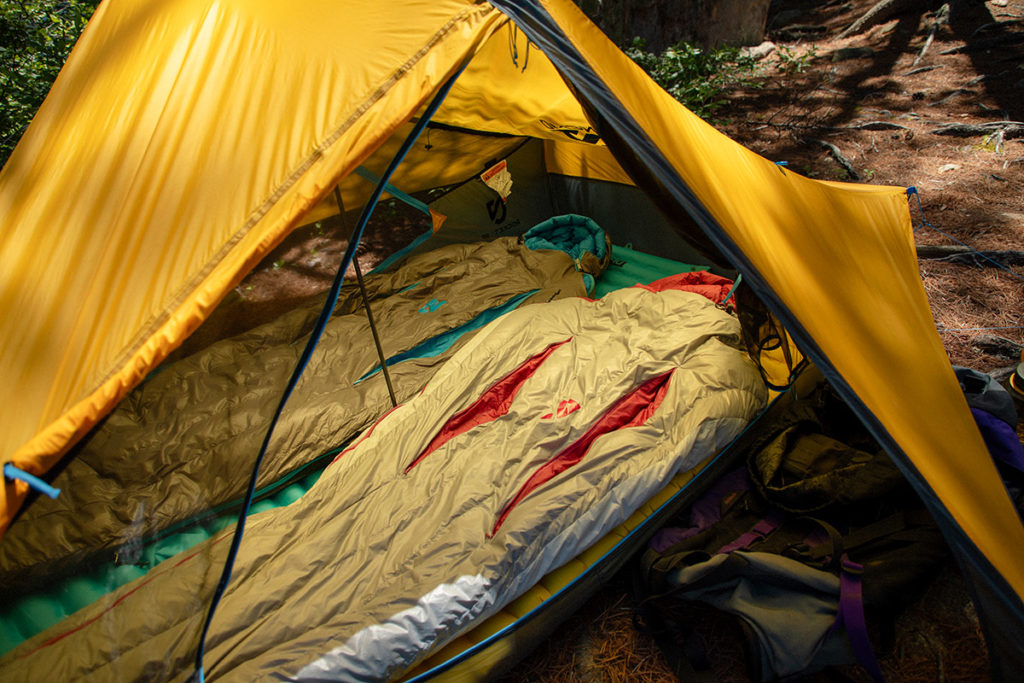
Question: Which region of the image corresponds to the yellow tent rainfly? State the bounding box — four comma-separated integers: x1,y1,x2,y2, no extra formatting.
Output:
1,0,1022,680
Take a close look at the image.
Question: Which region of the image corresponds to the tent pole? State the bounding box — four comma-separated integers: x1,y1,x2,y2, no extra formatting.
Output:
334,186,398,407
191,63,468,683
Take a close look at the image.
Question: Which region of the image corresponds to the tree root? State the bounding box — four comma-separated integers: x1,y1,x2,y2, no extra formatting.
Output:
838,0,920,39
916,244,1024,268
970,335,1023,360
931,122,1024,138
854,120,910,131
904,65,943,76
913,3,950,67
809,139,859,180
926,88,974,107
987,365,1019,383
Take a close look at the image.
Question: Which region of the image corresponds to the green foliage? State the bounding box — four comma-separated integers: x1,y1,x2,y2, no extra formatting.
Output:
774,44,817,76
625,38,759,118
0,0,99,168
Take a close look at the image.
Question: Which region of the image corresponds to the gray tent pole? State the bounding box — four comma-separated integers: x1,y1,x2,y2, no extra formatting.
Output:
334,186,398,408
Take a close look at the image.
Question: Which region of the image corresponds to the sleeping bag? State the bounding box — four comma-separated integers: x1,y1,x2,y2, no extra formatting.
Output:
0,276,766,681
0,228,608,592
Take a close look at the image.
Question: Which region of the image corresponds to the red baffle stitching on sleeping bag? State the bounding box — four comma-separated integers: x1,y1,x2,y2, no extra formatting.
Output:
490,369,675,537
331,404,403,465
405,338,572,474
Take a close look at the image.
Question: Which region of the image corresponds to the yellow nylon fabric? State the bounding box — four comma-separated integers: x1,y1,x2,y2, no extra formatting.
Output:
538,0,1024,599
543,140,633,185
297,123,527,227
300,21,599,226
0,0,507,530
436,21,596,141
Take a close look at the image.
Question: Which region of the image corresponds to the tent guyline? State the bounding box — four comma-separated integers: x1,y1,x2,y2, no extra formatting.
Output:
189,65,465,682
907,187,1024,282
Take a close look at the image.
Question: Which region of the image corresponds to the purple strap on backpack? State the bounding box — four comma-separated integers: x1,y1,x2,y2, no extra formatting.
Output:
970,406,1024,475
718,513,784,554
831,554,885,682
650,468,751,552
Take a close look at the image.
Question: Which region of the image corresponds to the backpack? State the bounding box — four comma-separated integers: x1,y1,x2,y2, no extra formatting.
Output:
954,365,1024,514
638,389,949,682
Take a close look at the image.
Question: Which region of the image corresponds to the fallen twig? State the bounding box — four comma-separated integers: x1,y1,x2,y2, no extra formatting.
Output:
967,71,1009,86
926,88,974,107
839,0,918,39
970,20,1022,38
971,334,1024,360
903,65,942,76
745,120,910,134
988,365,1019,383
809,139,859,180
912,4,949,67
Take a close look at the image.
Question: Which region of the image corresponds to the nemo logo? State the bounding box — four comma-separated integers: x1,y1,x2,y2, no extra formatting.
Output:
418,298,446,313
542,399,580,420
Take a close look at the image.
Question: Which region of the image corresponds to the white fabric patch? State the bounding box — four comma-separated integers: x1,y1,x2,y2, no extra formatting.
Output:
295,574,494,682
480,159,512,202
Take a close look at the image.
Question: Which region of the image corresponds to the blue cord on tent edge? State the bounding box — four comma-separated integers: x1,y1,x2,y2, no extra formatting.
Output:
190,64,468,682
3,463,60,499
907,186,1024,282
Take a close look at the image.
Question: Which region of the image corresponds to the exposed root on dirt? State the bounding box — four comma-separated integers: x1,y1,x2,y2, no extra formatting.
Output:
916,244,1024,267
931,121,1024,138
808,138,861,178
839,0,922,39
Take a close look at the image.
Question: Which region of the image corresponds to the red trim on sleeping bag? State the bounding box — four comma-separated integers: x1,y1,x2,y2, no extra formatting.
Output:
331,404,403,465
634,271,734,304
405,338,572,474
490,369,675,537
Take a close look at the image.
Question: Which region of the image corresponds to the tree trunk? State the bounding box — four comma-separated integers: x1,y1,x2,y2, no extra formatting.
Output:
574,0,770,51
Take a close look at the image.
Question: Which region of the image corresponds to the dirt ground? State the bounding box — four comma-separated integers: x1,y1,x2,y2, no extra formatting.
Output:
719,0,1024,377
185,0,1023,680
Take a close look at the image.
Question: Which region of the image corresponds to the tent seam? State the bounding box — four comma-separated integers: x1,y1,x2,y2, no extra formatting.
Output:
93,5,495,395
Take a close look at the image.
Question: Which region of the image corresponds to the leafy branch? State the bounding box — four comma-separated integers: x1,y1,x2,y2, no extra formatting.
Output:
0,0,99,167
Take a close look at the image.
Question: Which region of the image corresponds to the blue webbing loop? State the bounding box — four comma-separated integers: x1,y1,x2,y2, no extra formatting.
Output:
368,228,433,274
722,273,743,305
907,187,927,233
191,63,468,681
353,167,432,217
2,463,60,499
908,187,1023,282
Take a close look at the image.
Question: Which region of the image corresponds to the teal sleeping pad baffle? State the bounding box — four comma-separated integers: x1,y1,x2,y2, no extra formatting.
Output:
0,244,709,655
